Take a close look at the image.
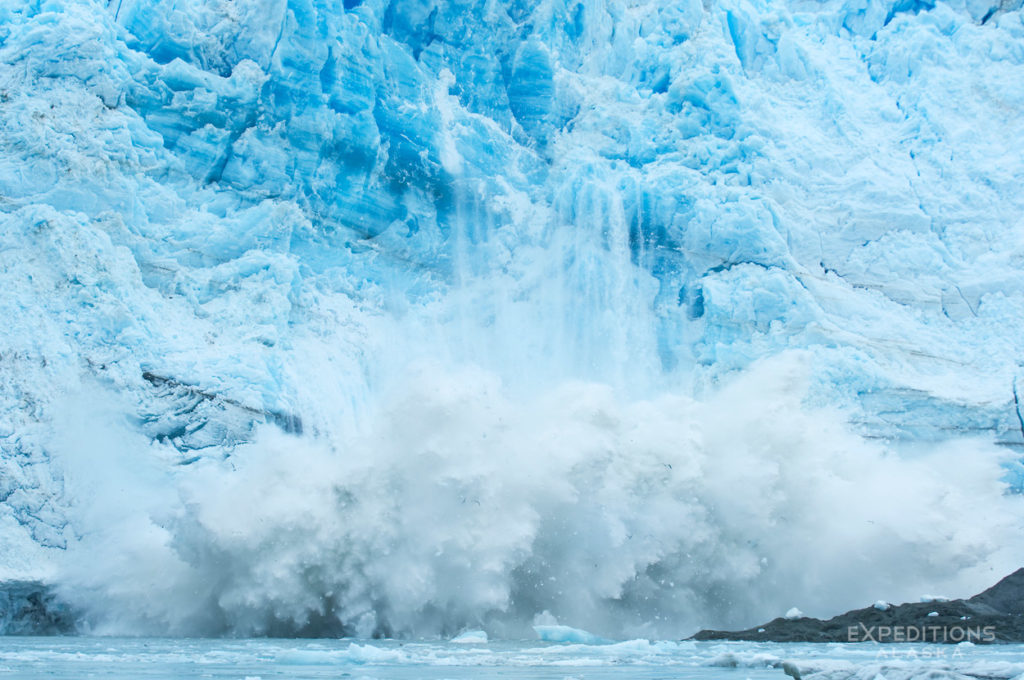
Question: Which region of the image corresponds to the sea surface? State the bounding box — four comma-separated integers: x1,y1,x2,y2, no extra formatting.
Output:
2,637,1023,680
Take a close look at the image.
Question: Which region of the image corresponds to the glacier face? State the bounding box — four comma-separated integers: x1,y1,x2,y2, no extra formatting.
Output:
2,0,1024,638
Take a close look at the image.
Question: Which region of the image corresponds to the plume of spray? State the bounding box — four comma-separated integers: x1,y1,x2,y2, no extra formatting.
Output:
51,353,1023,639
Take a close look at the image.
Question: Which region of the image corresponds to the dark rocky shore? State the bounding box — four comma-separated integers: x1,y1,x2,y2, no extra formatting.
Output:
691,568,1024,643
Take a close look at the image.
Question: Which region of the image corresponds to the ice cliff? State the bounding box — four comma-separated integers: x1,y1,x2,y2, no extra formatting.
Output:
1,0,1023,638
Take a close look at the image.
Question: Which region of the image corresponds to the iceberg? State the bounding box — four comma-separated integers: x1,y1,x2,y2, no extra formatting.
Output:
450,629,488,644
533,624,611,645
0,0,1023,639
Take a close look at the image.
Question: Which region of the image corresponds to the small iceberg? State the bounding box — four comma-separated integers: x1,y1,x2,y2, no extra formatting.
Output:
451,630,488,644
533,624,610,645
784,607,804,620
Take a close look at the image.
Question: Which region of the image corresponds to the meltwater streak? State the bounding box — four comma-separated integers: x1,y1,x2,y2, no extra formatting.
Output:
51,352,1022,639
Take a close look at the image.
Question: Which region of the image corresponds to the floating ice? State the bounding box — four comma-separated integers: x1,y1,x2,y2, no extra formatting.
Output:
0,637,1022,679
533,624,611,645
451,630,488,644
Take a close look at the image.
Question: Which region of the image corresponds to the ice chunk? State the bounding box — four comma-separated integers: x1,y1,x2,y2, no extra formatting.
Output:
450,630,488,644
533,625,610,645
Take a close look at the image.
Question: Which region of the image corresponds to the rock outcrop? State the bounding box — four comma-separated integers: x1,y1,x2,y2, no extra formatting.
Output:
692,569,1024,644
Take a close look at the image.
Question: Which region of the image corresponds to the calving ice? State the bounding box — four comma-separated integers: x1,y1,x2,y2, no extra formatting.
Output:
0,0,1023,645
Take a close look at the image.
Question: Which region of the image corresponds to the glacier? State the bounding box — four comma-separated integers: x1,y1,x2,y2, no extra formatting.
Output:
1,0,1024,639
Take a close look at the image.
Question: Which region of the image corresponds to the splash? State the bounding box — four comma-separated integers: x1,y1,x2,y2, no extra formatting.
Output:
52,354,1022,639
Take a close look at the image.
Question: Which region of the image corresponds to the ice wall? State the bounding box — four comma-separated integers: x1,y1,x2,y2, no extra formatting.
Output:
1,0,1023,637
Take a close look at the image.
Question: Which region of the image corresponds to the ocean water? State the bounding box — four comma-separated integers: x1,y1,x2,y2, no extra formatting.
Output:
1,638,1023,680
